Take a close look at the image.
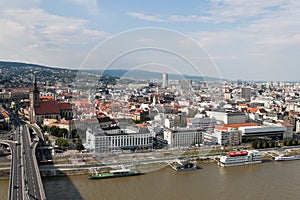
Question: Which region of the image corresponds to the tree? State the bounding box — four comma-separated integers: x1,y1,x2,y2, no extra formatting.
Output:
256,142,263,149
71,129,79,138
75,143,85,151
292,139,298,146
50,126,60,137
262,142,269,149
58,128,68,138
252,141,258,149
44,135,49,142
269,141,276,148
41,125,49,133
55,138,69,149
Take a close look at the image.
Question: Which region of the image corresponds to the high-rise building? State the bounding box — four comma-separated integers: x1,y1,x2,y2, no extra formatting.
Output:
162,73,168,88
241,87,251,102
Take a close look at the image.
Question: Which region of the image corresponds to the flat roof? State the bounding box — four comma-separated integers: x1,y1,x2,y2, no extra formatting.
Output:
224,123,260,129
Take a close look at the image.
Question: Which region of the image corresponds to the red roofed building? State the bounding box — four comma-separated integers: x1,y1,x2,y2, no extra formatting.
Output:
244,107,268,121
29,77,73,124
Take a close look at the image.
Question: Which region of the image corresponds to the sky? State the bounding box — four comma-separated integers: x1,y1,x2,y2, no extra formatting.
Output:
1,0,300,81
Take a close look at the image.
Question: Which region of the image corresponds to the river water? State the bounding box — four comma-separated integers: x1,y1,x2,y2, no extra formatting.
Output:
1,160,300,200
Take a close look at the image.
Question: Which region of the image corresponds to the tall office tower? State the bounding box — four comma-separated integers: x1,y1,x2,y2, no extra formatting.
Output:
162,73,168,88
241,87,251,102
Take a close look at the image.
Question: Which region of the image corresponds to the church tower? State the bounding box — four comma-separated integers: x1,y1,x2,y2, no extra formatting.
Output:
29,75,40,123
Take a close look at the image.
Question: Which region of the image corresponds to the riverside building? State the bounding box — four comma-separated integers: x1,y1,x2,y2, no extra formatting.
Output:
164,128,203,148
85,126,153,153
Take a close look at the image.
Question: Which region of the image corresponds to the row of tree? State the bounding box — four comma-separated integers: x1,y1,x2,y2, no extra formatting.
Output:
41,125,85,151
41,125,68,138
252,141,278,149
252,139,300,149
283,139,300,146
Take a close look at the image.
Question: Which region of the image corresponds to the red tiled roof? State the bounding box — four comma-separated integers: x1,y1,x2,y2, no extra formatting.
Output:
58,102,72,110
35,101,60,115
40,95,54,100
224,123,260,129
2,111,9,118
136,123,149,127
247,108,267,113
215,125,229,131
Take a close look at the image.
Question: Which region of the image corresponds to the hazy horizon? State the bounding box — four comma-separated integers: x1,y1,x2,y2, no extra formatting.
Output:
1,1,300,81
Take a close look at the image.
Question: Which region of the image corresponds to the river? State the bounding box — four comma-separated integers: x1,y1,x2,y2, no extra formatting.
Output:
1,160,300,200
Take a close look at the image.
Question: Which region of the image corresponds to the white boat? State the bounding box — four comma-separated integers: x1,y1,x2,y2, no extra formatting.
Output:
219,150,262,167
274,155,300,161
169,159,200,171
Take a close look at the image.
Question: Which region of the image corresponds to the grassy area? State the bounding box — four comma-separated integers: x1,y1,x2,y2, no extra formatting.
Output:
181,151,200,156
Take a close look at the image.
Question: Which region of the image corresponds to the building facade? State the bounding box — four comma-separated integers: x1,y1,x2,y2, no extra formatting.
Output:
162,73,168,88
164,128,203,148
206,111,247,124
85,127,153,153
241,87,251,102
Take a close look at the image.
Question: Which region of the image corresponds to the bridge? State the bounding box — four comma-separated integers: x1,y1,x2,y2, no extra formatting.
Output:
0,114,46,200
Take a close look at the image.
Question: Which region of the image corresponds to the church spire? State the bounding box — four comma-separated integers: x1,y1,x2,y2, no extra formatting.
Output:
29,74,40,123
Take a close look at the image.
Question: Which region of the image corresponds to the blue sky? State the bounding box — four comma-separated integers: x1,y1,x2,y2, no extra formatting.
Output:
0,0,300,81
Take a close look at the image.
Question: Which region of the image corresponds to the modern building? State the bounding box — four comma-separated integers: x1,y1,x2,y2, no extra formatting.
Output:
224,123,288,141
241,87,251,102
162,73,168,88
203,126,242,146
186,117,217,130
163,128,203,148
85,127,153,153
206,111,247,124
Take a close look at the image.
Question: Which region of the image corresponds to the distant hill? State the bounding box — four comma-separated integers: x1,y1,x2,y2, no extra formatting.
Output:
0,61,77,88
91,69,225,82
0,61,225,82
0,61,72,71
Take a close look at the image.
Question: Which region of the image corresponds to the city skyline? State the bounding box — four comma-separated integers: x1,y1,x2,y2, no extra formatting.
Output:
1,0,300,81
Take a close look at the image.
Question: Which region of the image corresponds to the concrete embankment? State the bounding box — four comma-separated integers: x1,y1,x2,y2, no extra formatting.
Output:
0,169,10,180
40,168,92,177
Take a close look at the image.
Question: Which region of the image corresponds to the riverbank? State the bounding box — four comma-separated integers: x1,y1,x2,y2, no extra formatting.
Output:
2,147,300,178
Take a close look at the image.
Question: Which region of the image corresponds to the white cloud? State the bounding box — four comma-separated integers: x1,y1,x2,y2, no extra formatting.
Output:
1,8,107,45
127,0,286,23
0,7,107,67
65,0,100,15
185,0,300,81
207,0,286,23
127,12,164,22
127,12,213,23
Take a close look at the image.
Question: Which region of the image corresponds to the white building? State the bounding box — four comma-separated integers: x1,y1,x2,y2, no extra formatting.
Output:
206,111,247,124
164,128,203,148
186,117,217,130
221,122,292,141
296,120,300,133
238,124,287,138
85,127,153,153
203,126,241,146
214,126,241,146
162,73,168,88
